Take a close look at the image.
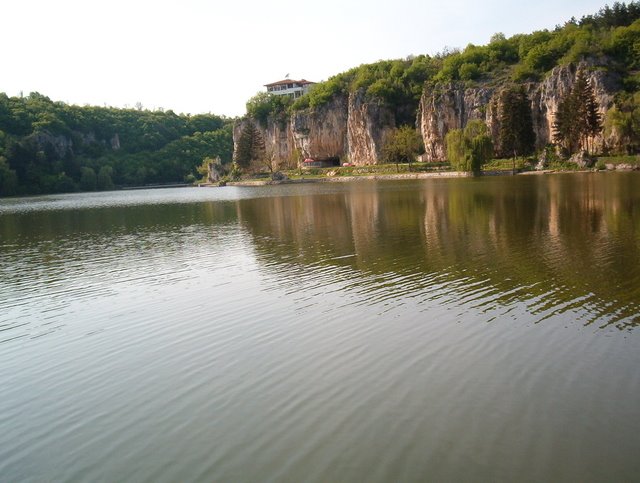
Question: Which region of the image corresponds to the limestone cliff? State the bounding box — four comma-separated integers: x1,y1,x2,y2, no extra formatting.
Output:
236,63,623,167
347,91,396,164
418,85,495,161
234,90,399,167
292,95,349,161
419,63,620,161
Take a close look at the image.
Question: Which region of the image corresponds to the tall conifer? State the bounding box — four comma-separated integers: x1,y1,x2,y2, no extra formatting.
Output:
234,121,265,169
553,67,602,154
498,85,536,159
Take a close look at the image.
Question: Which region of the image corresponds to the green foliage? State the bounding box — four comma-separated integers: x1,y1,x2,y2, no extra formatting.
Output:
382,126,425,167
553,68,603,154
234,3,640,167
291,55,440,125
79,167,97,191
97,166,114,191
445,120,494,174
229,162,242,180
284,2,640,119
498,85,536,158
605,91,640,153
0,92,233,195
606,19,640,68
234,121,265,170
246,92,291,126
0,156,18,196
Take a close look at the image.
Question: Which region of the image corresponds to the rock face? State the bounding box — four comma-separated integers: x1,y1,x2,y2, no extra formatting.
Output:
235,62,623,167
347,91,396,165
418,84,495,161
234,90,399,168
530,63,617,152
292,95,349,161
419,63,620,161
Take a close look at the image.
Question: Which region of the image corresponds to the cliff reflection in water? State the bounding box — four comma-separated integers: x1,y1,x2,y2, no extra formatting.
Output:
236,174,640,329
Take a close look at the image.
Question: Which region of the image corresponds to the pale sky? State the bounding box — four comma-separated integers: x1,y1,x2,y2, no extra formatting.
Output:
2,0,608,117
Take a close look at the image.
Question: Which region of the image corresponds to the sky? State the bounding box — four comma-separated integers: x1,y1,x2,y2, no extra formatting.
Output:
2,0,610,117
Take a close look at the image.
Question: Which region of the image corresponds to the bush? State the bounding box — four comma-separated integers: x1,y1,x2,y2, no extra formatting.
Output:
445,120,494,174
382,126,425,167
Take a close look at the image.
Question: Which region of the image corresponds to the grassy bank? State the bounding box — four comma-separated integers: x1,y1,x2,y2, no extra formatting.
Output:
212,155,640,187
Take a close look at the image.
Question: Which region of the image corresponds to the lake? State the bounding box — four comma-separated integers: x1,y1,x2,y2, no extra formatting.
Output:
1,173,639,482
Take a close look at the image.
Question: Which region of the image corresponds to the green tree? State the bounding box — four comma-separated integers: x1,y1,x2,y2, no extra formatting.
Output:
498,85,536,170
382,125,425,171
0,156,18,196
604,92,640,154
97,165,115,191
79,166,97,191
445,120,493,175
234,121,265,170
245,92,291,126
553,67,602,154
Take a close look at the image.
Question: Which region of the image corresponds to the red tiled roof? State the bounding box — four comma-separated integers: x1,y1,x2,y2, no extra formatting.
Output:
264,79,316,87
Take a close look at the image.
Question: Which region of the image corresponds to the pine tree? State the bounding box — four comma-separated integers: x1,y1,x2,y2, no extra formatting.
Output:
234,121,265,169
553,67,602,155
498,85,536,160
584,77,603,151
553,86,581,154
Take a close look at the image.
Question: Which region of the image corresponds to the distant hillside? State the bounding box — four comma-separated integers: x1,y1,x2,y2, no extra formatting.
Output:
0,93,234,196
237,2,640,167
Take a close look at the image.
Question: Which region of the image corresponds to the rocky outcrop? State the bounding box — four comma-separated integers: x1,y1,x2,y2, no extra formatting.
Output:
530,63,618,151
235,63,623,167
234,90,398,167
418,84,495,161
419,63,620,161
233,116,296,169
292,94,349,161
347,91,396,164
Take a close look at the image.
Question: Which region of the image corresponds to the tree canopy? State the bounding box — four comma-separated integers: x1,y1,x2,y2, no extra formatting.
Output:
0,92,234,196
445,120,494,174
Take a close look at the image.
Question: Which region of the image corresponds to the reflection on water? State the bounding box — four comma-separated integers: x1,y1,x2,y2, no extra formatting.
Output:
1,174,640,482
237,174,640,329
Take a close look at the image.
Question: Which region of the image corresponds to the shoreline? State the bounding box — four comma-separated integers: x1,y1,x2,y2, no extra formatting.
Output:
220,169,574,187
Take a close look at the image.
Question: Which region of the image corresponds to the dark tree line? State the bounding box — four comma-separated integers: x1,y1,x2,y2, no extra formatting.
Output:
0,92,234,196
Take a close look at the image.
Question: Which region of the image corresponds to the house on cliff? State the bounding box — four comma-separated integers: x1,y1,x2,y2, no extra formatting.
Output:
265,79,315,99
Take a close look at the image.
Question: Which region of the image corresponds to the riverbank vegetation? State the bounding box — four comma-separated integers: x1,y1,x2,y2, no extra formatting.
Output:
0,93,234,196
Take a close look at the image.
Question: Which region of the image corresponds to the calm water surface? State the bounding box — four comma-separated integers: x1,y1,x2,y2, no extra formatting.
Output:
1,173,639,482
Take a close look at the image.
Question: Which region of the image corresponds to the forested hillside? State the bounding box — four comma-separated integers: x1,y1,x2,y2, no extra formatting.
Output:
245,1,640,154
0,93,233,196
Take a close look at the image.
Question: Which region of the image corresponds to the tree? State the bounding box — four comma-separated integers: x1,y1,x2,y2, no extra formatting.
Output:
498,84,536,171
0,156,18,196
382,125,425,171
604,92,640,154
553,67,602,154
245,92,291,126
584,76,603,151
445,120,493,175
234,121,265,171
97,165,115,191
79,166,97,191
